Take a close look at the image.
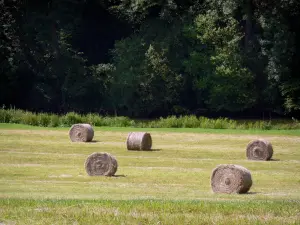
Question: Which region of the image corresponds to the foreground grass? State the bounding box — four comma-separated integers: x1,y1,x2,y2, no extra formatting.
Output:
1,199,299,225
0,124,300,224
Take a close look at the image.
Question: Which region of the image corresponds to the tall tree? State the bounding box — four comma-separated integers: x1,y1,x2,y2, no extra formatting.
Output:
184,9,256,112
0,0,24,107
109,19,184,117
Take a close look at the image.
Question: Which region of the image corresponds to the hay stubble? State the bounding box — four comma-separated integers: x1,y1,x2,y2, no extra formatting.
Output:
0,126,300,201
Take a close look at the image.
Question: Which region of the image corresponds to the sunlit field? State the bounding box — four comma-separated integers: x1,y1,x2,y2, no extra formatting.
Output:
0,124,299,224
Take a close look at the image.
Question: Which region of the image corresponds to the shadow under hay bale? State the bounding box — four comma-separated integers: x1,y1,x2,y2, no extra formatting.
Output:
126,132,152,151
269,158,280,161
211,164,252,194
85,152,118,176
88,140,100,143
113,174,126,178
69,124,94,142
246,139,273,161
150,149,161,152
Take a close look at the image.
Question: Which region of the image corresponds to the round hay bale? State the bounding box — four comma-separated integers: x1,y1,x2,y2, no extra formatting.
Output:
85,152,118,176
126,132,152,151
246,139,273,161
211,164,252,194
69,124,94,142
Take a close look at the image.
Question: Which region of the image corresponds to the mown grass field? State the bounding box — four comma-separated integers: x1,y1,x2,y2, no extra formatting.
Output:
0,123,300,224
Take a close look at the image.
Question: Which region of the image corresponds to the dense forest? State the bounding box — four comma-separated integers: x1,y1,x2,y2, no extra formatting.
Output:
1,0,300,119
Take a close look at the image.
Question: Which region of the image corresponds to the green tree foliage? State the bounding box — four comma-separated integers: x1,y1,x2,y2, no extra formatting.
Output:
0,0,299,117
255,0,300,112
0,0,23,105
0,0,21,71
18,0,88,112
107,0,203,23
184,10,255,111
109,20,183,117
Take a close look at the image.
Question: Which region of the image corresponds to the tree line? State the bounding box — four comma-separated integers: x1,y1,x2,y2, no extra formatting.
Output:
1,0,300,118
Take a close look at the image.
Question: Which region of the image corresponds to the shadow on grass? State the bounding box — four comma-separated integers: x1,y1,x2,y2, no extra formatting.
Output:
244,192,260,195
113,175,126,178
151,149,161,152
127,149,161,152
270,158,280,161
87,140,100,143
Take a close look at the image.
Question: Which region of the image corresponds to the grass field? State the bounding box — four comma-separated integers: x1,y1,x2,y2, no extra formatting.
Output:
0,123,300,224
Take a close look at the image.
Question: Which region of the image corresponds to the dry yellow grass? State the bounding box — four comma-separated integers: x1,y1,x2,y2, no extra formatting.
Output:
0,125,300,224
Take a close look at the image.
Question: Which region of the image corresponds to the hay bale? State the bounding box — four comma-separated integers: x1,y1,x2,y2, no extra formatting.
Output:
85,152,118,176
211,164,252,194
246,139,273,161
69,123,94,142
126,132,152,150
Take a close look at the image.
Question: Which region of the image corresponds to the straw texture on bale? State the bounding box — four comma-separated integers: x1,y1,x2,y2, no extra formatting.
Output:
69,124,94,142
211,164,252,194
126,132,152,150
85,152,118,176
246,139,273,161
